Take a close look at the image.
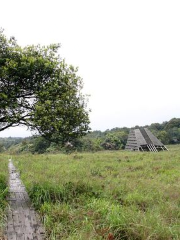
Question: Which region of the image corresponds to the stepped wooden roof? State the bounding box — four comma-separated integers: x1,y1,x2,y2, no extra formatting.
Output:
125,128,168,152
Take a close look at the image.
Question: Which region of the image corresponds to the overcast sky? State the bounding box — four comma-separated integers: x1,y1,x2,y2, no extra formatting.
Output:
0,0,180,137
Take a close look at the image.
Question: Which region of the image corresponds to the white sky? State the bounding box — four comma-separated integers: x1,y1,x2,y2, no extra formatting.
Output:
0,0,180,137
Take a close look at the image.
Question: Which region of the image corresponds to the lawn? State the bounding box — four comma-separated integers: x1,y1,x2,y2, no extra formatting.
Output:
5,145,180,239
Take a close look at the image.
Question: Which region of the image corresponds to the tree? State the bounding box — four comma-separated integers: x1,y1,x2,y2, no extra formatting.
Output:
30,137,51,154
165,118,180,130
0,29,90,144
167,127,180,144
157,131,169,145
101,132,122,150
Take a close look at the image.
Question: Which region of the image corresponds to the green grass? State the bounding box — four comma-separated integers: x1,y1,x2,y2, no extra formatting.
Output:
0,155,9,239
8,145,180,239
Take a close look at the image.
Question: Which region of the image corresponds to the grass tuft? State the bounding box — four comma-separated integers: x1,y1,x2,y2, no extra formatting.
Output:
0,156,8,239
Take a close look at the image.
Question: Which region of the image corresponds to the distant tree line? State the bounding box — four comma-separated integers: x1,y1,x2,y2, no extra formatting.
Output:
1,118,180,154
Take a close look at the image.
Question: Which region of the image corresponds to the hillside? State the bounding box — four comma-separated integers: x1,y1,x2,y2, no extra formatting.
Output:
0,118,180,153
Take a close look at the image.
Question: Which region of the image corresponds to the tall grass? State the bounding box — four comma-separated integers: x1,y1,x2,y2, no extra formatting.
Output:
10,145,180,239
0,155,9,239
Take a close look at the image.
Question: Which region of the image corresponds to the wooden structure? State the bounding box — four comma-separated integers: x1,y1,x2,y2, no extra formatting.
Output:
125,128,168,152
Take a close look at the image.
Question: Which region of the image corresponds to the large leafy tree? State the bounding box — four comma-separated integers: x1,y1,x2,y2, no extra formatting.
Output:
0,30,90,143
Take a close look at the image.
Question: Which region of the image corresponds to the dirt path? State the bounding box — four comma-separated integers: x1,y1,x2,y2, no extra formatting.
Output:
5,160,45,240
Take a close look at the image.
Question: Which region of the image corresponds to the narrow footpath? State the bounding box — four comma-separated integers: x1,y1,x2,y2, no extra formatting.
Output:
5,160,45,240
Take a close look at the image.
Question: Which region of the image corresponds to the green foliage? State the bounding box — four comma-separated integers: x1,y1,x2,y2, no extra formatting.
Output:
0,137,22,151
156,131,169,144
0,155,8,238
165,118,180,130
75,138,103,152
167,127,180,144
2,118,180,153
0,174,8,209
29,137,50,154
0,29,90,144
101,132,126,150
0,143,5,153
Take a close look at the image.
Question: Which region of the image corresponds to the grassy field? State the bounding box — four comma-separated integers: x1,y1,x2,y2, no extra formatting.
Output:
3,145,180,239
0,155,8,239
